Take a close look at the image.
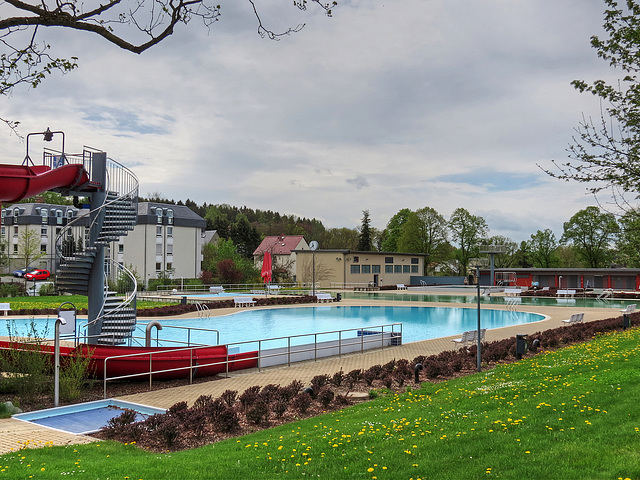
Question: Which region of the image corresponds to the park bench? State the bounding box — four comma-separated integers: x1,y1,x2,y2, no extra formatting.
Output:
0,303,10,316
234,297,256,308
396,284,407,290
504,288,521,296
557,289,576,297
562,312,584,325
316,293,334,303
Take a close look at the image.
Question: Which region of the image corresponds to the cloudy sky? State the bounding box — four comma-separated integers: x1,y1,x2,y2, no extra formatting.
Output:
0,0,620,242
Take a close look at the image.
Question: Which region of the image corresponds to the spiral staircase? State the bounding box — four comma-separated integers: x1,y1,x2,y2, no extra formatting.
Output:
55,150,139,345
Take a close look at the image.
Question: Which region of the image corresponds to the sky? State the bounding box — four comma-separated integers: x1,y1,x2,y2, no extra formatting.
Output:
0,0,622,243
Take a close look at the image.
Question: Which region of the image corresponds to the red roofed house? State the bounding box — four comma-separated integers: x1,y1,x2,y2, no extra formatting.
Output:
253,235,310,283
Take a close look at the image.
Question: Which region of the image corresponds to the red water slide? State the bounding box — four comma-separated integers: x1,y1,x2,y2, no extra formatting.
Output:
0,163,91,203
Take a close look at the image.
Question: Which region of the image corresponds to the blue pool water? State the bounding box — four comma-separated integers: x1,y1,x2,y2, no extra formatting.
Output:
13,399,166,434
142,306,545,347
3,306,545,349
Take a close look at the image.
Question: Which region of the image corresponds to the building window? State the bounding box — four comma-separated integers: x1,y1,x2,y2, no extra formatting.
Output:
41,208,48,224
41,227,47,237
411,265,419,273
56,227,62,236
352,256,359,263
350,265,360,274
118,244,124,254
40,244,47,253
166,262,172,271
155,262,162,271
156,226,162,237
372,265,380,274
411,258,419,264
167,226,173,237
157,210,163,224
403,265,410,273
156,243,163,255
385,257,393,263
167,243,173,255
13,226,18,236
385,265,393,274
1,226,4,236
394,265,402,273
167,209,174,225
362,265,371,274
13,244,18,253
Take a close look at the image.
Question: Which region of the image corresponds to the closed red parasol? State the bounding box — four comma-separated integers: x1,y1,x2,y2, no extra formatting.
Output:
261,251,272,284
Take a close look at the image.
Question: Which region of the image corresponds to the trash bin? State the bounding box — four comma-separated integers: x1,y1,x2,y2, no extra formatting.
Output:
516,334,528,360
623,314,630,330
336,293,342,302
181,296,187,305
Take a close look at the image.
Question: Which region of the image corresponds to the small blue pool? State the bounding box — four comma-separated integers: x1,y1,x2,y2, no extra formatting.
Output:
13,399,166,435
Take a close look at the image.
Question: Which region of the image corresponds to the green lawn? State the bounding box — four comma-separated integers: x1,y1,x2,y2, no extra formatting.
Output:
1,328,639,479
0,295,175,311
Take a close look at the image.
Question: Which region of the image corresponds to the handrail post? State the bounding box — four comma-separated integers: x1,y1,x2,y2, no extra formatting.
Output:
149,353,153,391
339,331,342,358
258,341,262,372
314,334,317,362
287,337,291,367
103,358,108,398
189,349,193,384
360,328,364,353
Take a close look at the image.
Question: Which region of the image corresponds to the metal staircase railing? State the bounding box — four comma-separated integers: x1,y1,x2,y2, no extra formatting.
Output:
55,149,139,345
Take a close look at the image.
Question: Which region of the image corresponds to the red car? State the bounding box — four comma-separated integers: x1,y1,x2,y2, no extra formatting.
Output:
24,269,51,281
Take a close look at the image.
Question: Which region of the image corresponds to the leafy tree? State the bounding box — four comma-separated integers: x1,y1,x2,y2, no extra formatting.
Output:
201,238,259,284
397,207,448,274
357,210,373,251
542,1,640,205
616,210,640,266
380,208,412,252
527,229,559,268
0,1,335,101
448,208,489,275
555,245,585,268
322,227,359,249
561,206,619,267
17,228,45,270
513,241,533,268
0,235,7,267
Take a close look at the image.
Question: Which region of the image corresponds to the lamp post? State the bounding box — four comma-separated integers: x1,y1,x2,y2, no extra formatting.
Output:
470,257,489,372
310,241,319,297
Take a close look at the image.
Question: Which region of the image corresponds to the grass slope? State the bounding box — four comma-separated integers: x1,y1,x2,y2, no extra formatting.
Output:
1,328,640,479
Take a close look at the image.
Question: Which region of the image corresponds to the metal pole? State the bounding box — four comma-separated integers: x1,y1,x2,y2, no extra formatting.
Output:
476,266,482,372
312,250,316,298
54,317,65,407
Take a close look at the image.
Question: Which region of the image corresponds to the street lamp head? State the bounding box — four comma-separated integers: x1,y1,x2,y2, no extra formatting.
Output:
43,128,54,142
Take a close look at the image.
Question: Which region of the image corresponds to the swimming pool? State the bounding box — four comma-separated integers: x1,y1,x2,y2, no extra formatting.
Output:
2,306,544,348
13,399,166,435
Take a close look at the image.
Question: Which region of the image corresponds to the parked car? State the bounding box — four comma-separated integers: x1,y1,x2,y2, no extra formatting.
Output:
12,267,37,278
24,269,51,281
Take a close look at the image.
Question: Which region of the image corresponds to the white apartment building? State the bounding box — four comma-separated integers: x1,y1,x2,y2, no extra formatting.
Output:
1,202,206,287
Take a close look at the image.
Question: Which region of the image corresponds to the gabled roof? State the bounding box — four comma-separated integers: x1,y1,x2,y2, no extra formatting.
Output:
253,235,306,256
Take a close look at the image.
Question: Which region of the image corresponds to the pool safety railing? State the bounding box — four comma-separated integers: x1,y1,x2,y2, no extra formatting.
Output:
101,322,402,397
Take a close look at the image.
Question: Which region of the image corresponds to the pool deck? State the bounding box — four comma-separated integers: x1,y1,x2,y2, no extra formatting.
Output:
0,295,623,454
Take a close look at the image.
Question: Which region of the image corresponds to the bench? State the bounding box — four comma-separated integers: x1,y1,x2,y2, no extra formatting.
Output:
267,285,281,292
557,289,576,297
396,284,407,290
452,329,486,347
251,289,266,295
234,297,256,308
209,286,224,294
316,293,334,303
620,304,636,314
504,288,521,296
0,303,10,316
562,312,584,325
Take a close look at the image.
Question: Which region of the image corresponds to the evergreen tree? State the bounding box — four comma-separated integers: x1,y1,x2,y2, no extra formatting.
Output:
357,210,373,251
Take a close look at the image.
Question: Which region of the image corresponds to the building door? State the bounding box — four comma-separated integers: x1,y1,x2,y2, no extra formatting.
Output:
373,274,379,286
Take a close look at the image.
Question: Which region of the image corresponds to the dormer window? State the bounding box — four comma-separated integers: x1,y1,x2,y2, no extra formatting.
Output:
157,209,163,224
41,208,48,224
167,209,173,225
